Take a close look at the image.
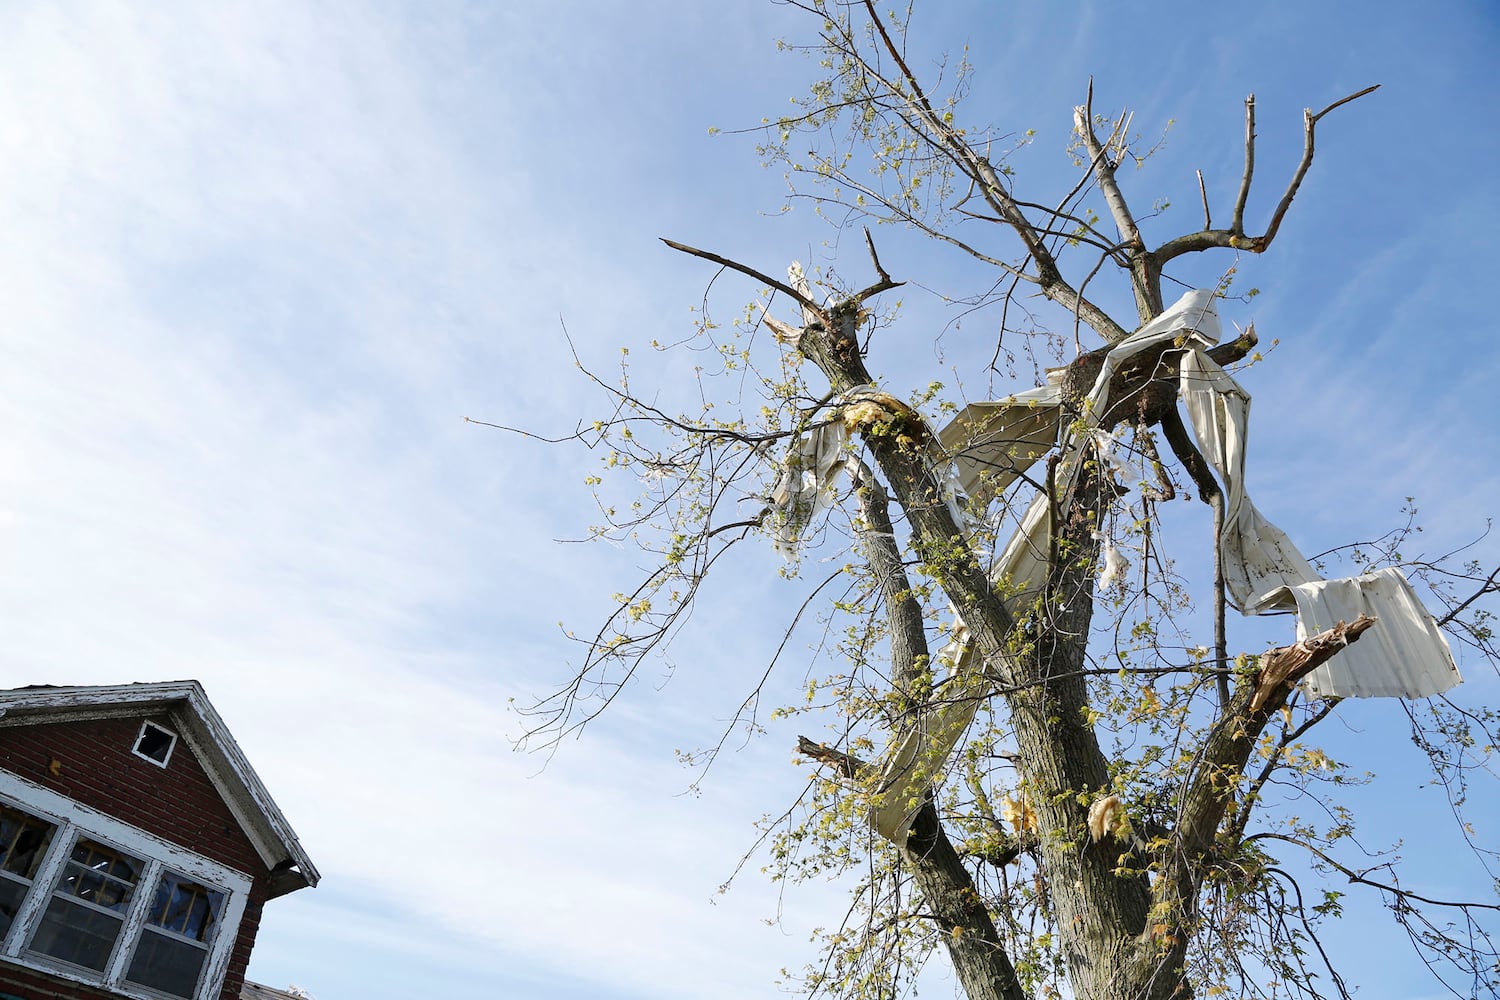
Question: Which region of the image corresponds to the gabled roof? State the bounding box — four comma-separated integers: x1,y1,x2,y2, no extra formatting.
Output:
0,680,319,898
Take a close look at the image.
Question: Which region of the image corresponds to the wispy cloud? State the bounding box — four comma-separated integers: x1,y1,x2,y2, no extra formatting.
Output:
0,4,825,997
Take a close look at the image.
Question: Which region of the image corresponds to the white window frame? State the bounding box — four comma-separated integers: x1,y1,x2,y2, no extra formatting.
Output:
0,770,249,1000
131,721,178,769
124,869,227,997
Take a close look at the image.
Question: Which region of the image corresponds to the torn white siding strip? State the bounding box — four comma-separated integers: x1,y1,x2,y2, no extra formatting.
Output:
869,676,985,841
1294,568,1462,699
771,385,952,558
938,389,1061,508
1174,348,1460,700
769,419,849,557
936,289,1217,512
1177,349,1320,613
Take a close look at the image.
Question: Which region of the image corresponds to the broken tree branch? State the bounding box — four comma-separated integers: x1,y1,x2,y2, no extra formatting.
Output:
1250,615,1376,712
1232,94,1256,235
1076,80,1160,319
661,238,825,319
796,735,865,780
1178,615,1378,862
1150,616,1377,973
1150,85,1379,266
1260,85,1382,250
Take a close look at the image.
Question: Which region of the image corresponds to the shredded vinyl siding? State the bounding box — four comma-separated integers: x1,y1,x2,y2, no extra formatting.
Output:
770,289,1461,845
1294,568,1461,699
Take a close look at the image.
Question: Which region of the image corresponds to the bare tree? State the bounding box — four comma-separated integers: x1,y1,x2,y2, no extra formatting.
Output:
495,4,1500,999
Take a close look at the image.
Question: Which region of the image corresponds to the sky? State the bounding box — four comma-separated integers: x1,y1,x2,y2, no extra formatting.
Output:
0,2,1497,999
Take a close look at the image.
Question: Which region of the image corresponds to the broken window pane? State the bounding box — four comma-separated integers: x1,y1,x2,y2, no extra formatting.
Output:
125,871,225,998
134,722,176,765
0,804,55,938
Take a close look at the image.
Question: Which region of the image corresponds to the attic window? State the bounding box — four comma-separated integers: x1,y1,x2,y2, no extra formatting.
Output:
133,722,177,768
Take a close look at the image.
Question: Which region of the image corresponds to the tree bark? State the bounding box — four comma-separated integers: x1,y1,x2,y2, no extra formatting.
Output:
851,461,929,707
1132,616,1378,997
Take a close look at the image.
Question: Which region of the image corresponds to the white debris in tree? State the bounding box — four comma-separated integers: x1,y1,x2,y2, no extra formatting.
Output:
768,418,849,559
1177,348,1322,613
1294,568,1461,699
869,297,1209,843
1093,530,1129,591
787,260,822,328
1092,426,1138,485
865,288,1461,848
934,288,1456,702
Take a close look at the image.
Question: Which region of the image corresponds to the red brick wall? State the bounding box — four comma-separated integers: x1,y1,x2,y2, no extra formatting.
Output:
0,715,259,876
0,714,277,999
0,961,120,998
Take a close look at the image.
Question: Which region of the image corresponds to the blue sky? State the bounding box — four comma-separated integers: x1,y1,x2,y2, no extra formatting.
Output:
0,3,1497,999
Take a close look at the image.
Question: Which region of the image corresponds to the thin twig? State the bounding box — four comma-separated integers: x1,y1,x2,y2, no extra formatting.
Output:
1435,564,1500,628
1313,84,1382,122
1247,833,1500,912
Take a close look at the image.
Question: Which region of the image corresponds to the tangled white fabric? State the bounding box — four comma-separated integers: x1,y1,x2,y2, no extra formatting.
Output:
769,419,849,558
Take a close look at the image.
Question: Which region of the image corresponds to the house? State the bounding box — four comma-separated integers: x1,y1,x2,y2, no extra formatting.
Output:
0,682,318,1000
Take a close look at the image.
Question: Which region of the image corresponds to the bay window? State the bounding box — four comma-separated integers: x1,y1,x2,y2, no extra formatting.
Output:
0,779,249,1000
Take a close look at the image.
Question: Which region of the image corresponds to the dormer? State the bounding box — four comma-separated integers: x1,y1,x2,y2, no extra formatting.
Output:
0,682,318,1000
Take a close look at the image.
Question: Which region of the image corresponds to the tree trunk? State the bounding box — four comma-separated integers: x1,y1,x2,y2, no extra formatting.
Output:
904,801,1028,1000
1004,459,1157,1000
799,309,1162,1000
